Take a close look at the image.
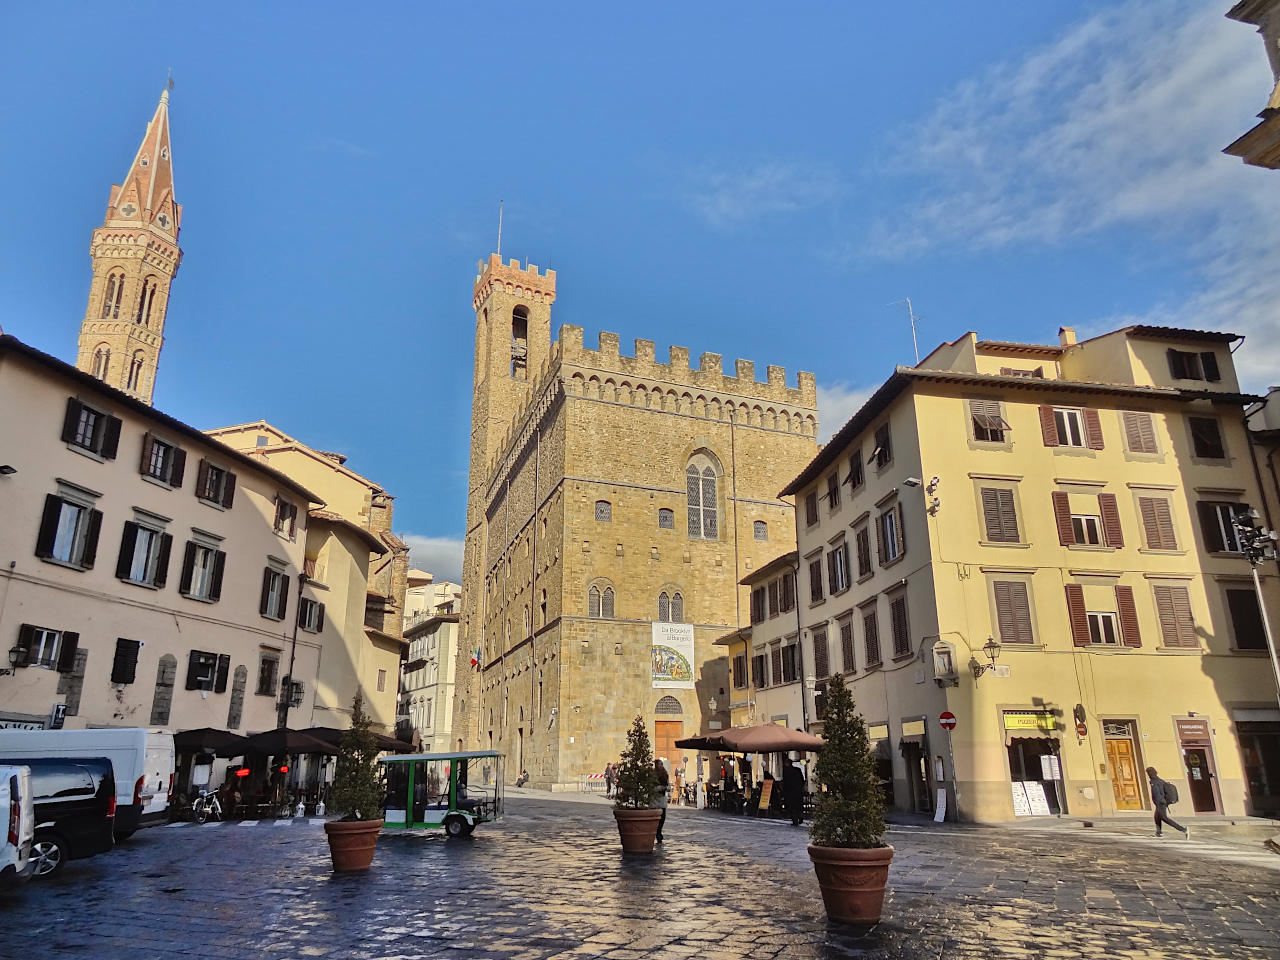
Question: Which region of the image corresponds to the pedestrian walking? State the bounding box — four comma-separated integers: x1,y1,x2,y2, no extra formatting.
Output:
1146,766,1189,839
782,756,805,826
604,762,615,798
654,759,670,843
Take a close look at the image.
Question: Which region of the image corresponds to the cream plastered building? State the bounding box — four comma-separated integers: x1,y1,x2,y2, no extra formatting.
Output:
401,611,460,752
450,254,820,788
205,422,409,733
404,570,461,625
0,335,323,746
781,324,1280,822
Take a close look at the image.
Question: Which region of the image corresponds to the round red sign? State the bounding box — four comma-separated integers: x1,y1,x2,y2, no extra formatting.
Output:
1075,720,1088,737
939,711,957,730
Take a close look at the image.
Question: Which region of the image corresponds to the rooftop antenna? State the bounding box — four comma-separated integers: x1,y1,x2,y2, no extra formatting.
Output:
496,200,504,258
888,298,920,365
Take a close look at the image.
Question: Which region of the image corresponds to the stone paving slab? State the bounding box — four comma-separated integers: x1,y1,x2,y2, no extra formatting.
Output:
1,797,1276,959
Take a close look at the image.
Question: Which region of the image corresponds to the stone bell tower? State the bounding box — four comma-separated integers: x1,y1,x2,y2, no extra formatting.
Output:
75,87,183,405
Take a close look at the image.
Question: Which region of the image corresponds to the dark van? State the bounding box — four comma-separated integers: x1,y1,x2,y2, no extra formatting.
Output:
0,757,115,877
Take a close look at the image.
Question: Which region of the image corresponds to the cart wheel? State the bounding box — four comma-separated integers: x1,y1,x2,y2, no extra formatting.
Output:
444,815,468,838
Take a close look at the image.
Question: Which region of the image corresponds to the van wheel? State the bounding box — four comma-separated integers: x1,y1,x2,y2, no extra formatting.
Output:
443,816,468,838
30,834,68,877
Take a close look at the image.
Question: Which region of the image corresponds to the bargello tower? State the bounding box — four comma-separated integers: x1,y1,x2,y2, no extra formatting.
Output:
75,88,182,405
451,254,820,788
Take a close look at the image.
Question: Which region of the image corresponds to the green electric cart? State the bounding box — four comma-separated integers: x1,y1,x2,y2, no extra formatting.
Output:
379,750,503,837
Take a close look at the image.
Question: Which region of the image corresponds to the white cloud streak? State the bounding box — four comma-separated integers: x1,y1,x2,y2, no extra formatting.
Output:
817,381,875,443
399,533,464,585
867,0,1280,387
690,162,841,229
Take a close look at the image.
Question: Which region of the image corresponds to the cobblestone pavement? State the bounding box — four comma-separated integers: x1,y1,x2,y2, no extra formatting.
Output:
2,795,1277,960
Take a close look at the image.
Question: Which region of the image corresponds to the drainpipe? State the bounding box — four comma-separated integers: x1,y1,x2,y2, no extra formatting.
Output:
794,558,810,733
277,572,308,730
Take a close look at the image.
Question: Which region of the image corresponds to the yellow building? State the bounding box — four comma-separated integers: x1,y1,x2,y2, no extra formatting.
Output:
206,422,409,733
451,254,819,787
782,324,1280,821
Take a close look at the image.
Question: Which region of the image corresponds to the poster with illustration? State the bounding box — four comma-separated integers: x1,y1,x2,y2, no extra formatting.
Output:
651,622,695,689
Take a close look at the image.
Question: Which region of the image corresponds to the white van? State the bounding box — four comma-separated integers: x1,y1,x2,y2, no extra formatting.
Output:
0,765,34,885
0,729,174,838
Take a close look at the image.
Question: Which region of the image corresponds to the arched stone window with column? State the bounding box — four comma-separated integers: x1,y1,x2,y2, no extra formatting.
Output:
101,271,125,319
91,344,111,379
588,579,616,618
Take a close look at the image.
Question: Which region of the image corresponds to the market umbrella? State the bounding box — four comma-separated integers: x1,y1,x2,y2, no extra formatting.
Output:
675,725,825,754
173,727,249,754
225,728,337,758
296,726,415,754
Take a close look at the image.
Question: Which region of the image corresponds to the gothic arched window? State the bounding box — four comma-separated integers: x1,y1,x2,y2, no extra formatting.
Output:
658,592,670,622
589,585,601,618
686,452,720,540
657,591,684,623
511,305,529,380
136,276,159,325
91,344,111,379
101,272,125,319
671,592,684,623
602,586,615,618
126,351,145,392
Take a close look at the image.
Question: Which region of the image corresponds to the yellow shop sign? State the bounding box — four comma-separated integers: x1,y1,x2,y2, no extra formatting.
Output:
1003,711,1058,732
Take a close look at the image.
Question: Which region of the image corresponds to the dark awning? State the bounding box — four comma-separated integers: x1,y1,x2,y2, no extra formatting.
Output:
173,727,248,754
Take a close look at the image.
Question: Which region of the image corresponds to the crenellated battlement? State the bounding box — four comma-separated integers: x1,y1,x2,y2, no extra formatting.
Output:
473,253,557,309
554,324,816,407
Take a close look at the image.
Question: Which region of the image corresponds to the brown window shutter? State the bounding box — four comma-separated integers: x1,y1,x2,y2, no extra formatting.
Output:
1152,585,1194,647
214,654,231,693
35,494,62,558
81,510,103,569
221,472,237,509
1098,494,1123,547
996,489,1019,542
139,432,155,475
116,521,139,580
1065,585,1090,646
278,575,290,620
209,551,226,602
1197,501,1224,552
1115,585,1141,647
101,416,122,460
260,568,273,616
169,448,186,488
894,502,906,556
1039,406,1058,447
153,533,173,588
1171,587,1195,647
1139,497,1160,548
1200,352,1220,382
875,513,885,563
981,488,1002,540
196,459,211,498
771,647,782,685
1167,348,1187,379
178,541,197,594
56,632,80,673
316,603,325,631
60,398,83,444
14,624,35,667
994,581,1015,642
1010,582,1033,643
1153,585,1176,646
1083,409,1104,450
1052,491,1074,545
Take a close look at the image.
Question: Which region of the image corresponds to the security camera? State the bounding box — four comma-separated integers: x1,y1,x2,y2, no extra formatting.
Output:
903,477,922,487
930,477,940,488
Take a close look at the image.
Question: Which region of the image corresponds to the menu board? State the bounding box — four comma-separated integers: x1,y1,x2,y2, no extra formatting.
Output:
1011,782,1033,817
1024,781,1053,815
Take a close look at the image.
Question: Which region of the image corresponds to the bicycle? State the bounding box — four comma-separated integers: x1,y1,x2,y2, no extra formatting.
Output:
191,789,223,824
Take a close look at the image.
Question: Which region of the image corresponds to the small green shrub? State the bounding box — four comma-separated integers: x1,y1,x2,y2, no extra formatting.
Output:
329,694,383,822
613,715,660,810
811,673,886,848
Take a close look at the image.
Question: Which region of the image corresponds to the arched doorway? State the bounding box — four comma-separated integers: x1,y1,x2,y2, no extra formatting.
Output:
653,695,683,767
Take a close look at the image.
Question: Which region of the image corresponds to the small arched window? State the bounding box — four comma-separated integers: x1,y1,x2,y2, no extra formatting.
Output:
655,695,682,715
602,587,615,618
595,500,612,522
135,276,159,325
101,272,125,319
523,606,531,637
754,520,768,541
658,591,670,622
126,351,145,392
658,508,674,529
91,344,111,379
686,452,720,539
511,305,529,380
671,592,684,623
589,585,601,618
658,591,684,623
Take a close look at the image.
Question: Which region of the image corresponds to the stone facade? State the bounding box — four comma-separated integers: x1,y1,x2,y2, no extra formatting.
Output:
452,254,819,788
75,90,182,405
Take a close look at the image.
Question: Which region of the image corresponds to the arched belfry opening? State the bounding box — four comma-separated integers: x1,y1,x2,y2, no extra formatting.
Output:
511,305,529,380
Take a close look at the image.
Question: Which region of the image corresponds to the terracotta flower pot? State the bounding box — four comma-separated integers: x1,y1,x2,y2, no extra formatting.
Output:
807,843,894,925
613,808,662,853
324,819,383,872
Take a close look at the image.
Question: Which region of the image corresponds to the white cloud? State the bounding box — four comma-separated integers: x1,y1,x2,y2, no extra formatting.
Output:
817,381,875,443
399,533,464,584
867,0,1280,388
690,162,841,229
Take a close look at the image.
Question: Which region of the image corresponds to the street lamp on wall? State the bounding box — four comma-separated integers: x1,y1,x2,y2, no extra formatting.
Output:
0,646,21,677
971,637,1002,680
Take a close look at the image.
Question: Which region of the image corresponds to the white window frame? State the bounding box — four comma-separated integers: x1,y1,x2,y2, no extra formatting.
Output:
265,568,286,619
1211,503,1243,553
1087,611,1120,646
127,524,163,585
881,508,902,563
30,628,62,669
52,499,90,565
1070,514,1103,546
146,438,174,482
200,464,229,504
299,597,323,632
829,542,850,593
1054,408,1086,447
189,543,218,600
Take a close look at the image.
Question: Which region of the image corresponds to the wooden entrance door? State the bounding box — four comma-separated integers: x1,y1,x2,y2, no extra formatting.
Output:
653,721,683,767
1105,736,1143,810
1183,747,1218,812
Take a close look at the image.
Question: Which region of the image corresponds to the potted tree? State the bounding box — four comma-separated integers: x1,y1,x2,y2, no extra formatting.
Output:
322,694,384,872
807,673,893,924
612,716,662,853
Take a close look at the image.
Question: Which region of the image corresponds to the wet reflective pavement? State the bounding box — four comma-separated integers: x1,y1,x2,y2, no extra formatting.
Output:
3,796,1278,959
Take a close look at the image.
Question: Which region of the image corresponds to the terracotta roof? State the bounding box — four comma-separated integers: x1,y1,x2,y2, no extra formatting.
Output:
713,626,752,647
0,335,323,505
975,340,1064,357
365,625,407,649
307,509,387,555
379,530,407,552
1119,325,1241,344
739,550,799,586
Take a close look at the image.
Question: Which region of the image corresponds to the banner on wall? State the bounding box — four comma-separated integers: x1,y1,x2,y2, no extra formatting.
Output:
651,622,695,689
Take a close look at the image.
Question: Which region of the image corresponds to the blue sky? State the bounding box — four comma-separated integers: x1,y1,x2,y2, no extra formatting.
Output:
2,2,1275,583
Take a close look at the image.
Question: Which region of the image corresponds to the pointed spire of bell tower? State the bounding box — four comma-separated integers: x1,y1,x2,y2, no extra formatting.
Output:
76,87,184,405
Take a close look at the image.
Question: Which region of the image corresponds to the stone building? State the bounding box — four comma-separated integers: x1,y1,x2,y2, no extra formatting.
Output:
1225,1,1280,169
775,324,1280,821
450,254,819,788
75,88,181,405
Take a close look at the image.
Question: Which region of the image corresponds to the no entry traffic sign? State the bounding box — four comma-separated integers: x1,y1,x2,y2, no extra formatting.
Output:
939,711,957,731
1075,720,1088,737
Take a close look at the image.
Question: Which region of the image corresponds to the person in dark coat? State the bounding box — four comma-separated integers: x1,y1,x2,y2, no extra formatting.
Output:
1146,766,1189,839
782,756,806,826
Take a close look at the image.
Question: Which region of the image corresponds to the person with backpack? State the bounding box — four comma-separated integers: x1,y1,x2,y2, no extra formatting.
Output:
1146,766,1189,839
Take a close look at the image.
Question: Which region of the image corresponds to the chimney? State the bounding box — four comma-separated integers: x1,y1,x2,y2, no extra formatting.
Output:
1058,326,1077,347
